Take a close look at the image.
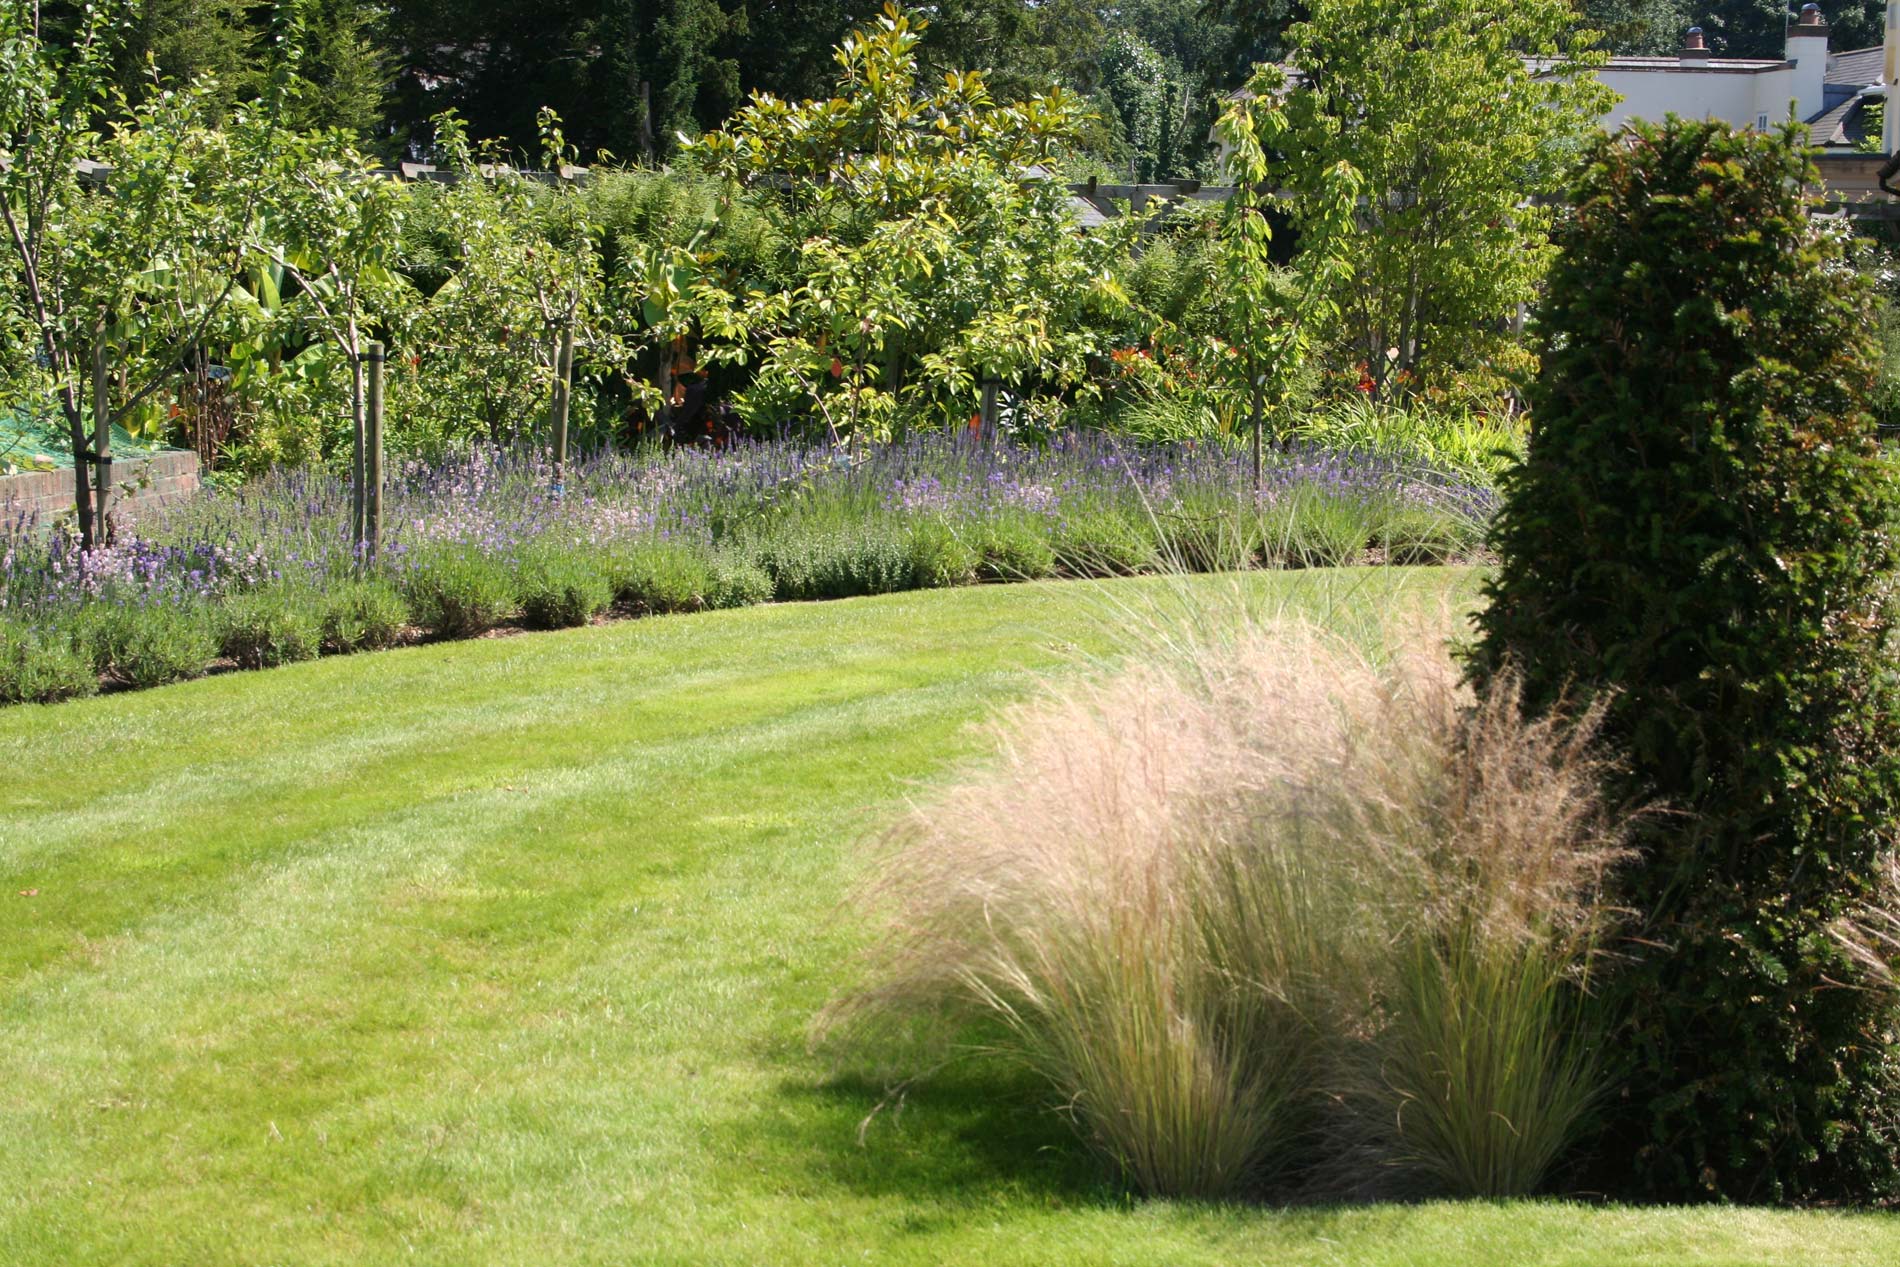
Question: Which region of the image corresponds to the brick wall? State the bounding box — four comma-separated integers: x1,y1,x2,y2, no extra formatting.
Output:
0,450,201,528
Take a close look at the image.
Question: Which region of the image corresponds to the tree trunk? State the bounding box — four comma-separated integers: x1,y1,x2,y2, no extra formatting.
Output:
92,340,111,534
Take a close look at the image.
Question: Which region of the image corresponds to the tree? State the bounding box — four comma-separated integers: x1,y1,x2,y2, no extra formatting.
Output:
1470,118,1900,1202
686,4,1133,441
1270,0,1611,397
1212,64,1359,483
0,0,275,545
292,0,390,143
248,120,410,550
1583,0,1692,55
591,0,746,161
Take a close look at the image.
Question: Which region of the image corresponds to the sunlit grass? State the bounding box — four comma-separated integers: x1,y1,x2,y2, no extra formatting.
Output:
2,570,1896,1265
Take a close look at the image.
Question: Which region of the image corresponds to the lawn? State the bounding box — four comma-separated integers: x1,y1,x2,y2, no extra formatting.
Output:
2,569,1896,1266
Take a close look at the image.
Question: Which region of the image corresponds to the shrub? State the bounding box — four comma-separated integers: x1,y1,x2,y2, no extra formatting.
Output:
755,524,916,601
217,589,323,670
970,515,1058,581
81,603,217,688
1469,119,1900,1202
0,621,97,704
607,542,715,614
1051,508,1156,577
1260,490,1372,568
517,552,614,630
1375,504,1477,566
837,619,1626,1200
1156,495,1260,574
404,549,517,638
908,520,980,589
320,579,410,653
706,554,774,610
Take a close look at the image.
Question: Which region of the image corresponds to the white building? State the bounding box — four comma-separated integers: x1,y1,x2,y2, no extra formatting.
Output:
1596,5,1892,153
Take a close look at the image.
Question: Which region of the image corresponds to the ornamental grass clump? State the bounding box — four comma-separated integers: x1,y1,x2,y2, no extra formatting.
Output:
836,619,1628,1200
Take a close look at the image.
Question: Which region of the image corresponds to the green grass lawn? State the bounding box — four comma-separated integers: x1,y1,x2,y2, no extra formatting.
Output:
2,569,1896,1266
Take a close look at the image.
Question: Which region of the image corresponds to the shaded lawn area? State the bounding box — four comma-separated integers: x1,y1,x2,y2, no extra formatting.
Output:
1,568,1895,1265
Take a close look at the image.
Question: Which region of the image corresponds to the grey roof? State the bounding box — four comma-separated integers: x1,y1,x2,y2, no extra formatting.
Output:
1829,45,1885,88
1067,196,1109,228
1807,93,1866,146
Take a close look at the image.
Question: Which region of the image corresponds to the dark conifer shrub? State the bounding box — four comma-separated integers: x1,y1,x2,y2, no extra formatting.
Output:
1468,118,1900,1202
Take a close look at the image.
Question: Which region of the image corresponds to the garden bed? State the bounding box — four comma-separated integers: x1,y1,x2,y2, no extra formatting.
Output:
0,433,1493,705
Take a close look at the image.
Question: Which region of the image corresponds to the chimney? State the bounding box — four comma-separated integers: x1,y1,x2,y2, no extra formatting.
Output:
1788,5,1831,122
1680,26,1711,68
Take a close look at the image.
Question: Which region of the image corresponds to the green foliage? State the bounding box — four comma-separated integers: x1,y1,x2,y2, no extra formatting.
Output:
290,0,390,142
907,519,981,589
80,603,217,687
517,550,614,629
1290,397,1525,483
685,4,1136,439
217,587,323,668
753,522,917,601
705,553,773,609
605,542,714,614
1470,119,1900,1202
1273,0,1610,396
1582,0,1691,55
0,620,96,703
0,0,272,542
403,548,517,637
319,577,409,651
1053,507,1157,576
1212,65,1360,450
970,514,1059,580
390,113,613,452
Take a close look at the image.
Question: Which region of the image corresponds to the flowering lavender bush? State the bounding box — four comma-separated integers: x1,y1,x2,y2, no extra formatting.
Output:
0,433,1495,704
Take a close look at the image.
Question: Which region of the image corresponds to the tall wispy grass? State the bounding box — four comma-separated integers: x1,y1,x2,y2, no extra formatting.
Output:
833,614,1630,1200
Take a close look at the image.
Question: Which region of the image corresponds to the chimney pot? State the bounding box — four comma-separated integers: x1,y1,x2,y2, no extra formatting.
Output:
1798,4,1825,28
1681,26,1709,57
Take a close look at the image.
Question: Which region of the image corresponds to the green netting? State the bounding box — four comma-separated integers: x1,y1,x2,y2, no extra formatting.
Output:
1,401,164,472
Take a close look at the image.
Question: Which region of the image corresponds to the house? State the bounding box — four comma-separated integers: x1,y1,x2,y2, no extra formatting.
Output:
1598,5,1892,153
1200,4,1900,211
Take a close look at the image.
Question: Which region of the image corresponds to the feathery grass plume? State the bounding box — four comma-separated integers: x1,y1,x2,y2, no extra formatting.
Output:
832,609,1629,1200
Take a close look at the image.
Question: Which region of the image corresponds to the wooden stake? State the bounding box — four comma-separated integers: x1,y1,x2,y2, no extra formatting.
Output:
366,341,385,563
91,340,110,533
350,349,367,555
552,321,574,493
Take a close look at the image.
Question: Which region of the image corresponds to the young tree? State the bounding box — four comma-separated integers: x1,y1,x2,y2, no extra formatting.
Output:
1271,0,1610,397
402,111,614,452
0,0,273,544
247,120,409,547
1212,64,1359,484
